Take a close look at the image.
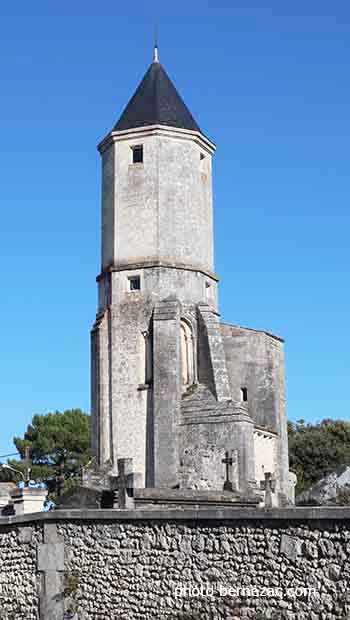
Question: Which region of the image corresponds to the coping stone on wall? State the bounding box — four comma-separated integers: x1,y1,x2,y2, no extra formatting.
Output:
1,506,350,526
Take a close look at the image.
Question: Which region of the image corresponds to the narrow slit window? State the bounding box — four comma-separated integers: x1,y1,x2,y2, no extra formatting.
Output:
144,333,153,385
200,152,207,180
240,387,248,402
132,145,143,164
128,276,141,291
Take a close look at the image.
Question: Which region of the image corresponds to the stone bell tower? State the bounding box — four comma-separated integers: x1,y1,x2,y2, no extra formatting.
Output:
91,47,291,505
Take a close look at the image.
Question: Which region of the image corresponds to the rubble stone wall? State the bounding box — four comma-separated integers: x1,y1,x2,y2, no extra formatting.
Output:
0,523,41,619
0,509,349,620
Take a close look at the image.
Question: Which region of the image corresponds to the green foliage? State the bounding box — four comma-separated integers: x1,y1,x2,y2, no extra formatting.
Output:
0,458,52,483
288,419,350,494
63,571,80,619
51,475,82,506
182,383,200,399
14,409,90,469
0,409,91,496
64,571,80,597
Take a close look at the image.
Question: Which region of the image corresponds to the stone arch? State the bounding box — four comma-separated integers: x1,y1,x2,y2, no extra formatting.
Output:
180,318,196,389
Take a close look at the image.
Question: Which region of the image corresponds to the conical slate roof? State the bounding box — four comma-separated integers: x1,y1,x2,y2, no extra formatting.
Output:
113,57,201,133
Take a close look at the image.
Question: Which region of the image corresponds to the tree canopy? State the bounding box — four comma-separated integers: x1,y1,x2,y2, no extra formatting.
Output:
288,419,350,494
14,409,91,469
0,409,91,491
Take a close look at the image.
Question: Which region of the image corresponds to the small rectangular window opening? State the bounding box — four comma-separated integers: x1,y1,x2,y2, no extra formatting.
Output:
132,145,143,164
240,387,248,402
128,276,141,291
200,152,207,180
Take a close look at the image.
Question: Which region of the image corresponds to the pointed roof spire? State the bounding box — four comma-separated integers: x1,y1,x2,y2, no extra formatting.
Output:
113,55,201,134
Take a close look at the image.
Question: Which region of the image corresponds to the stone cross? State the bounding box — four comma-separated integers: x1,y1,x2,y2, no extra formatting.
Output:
222,450,238,492
114,458,142,509
260,472,276,508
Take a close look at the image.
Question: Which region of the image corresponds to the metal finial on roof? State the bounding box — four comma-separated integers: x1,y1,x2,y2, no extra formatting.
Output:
153,24,159,62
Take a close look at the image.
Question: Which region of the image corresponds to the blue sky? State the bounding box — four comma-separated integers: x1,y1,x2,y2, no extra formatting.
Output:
0,1,349,456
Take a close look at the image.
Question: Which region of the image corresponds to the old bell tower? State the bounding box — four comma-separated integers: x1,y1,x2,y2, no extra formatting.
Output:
91,47,292,506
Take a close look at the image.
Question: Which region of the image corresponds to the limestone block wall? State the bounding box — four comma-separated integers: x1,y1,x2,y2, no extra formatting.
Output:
1,509,350,620
103,267,218,311
157,135,213,272
254,428,278,485
92,272,218,481
99,295,155,479
152,299,182,487
179,403,256,492
100,128,215,275
221,323,289,496
221,324,285,431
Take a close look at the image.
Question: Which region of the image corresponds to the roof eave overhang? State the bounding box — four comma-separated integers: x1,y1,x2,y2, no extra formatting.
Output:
97,124,216,155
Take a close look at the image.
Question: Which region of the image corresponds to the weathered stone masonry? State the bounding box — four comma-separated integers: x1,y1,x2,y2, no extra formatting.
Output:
1,509,350,619
0,522,41,619
90,54,292,504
